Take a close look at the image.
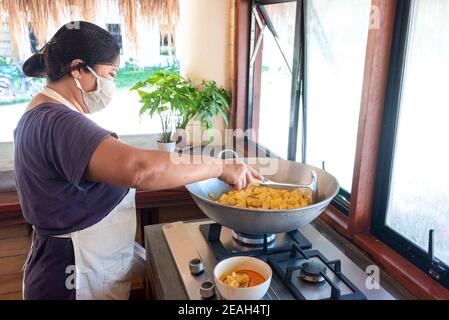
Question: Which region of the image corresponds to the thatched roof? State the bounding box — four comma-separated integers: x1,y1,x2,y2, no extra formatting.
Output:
0,0,179,55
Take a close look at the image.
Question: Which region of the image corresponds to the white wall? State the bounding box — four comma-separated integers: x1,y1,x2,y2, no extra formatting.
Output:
177,0,229,87
177,0,231,142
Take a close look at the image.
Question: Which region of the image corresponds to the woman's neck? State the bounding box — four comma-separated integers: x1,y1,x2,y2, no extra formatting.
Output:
46,78,87,113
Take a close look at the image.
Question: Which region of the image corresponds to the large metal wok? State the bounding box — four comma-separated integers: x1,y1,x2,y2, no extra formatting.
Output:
186,157,340,235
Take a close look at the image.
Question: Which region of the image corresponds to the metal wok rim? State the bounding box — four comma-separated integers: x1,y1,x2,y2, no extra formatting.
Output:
185,180,340,215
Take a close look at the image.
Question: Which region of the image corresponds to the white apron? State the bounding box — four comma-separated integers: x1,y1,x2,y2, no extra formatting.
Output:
69,188,136,300
23,87,137,300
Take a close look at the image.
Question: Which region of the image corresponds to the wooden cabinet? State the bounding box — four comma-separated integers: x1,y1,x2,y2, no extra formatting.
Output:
0,224,30,299
0,188,204,300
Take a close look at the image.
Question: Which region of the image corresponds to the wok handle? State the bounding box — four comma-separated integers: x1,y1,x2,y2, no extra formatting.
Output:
216,149,240,160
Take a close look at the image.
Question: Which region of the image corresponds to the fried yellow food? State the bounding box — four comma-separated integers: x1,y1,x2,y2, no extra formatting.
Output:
220,269,266,288
221,271,251,288
216,186,312,210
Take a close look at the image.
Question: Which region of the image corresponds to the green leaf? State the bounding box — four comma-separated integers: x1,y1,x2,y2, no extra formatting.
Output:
137,89,148,99
130,81,145,91
217,107,229,127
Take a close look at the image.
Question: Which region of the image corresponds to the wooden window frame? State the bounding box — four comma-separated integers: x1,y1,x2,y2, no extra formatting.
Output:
233,0,449,299
233,0,252,130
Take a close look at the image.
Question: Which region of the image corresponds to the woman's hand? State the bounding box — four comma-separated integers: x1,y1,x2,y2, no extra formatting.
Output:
219,162,264,190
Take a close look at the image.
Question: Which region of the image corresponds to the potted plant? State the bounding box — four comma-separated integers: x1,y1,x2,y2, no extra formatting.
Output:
131,70,231,150
195,80,231,141
172,81,198,150
172,80,231,148
131,70,196,151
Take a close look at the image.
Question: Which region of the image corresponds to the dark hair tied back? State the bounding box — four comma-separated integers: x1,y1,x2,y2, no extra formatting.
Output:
22,21,120,82
22,52,47,78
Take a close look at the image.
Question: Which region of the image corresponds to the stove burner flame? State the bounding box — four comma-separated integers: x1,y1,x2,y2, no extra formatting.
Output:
299,260,327,283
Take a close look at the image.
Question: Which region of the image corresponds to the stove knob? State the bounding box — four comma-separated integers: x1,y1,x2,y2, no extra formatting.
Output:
189,258,204,275
200,281,216,299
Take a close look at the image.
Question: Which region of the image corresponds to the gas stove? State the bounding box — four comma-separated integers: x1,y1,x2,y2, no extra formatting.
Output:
161,220,396,300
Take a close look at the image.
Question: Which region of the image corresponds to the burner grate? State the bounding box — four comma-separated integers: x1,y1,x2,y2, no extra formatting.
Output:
199,223,366,300
268,243,367,300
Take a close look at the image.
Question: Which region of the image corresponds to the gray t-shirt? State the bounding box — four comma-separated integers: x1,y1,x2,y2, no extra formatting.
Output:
14,103,128,236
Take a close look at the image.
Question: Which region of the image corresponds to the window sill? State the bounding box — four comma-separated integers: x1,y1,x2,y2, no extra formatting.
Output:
353,233,449,300
319,205,350,239
321,204,449,299
313,145,449,299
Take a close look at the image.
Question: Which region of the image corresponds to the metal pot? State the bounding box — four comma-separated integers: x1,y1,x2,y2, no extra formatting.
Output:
186,157,340,235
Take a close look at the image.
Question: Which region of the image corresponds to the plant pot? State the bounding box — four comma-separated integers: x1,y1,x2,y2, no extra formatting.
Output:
173,128,190,149
157,141,176,152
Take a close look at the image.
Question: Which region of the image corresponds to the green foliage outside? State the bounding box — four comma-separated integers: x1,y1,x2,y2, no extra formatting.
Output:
0,58,179,106
115,64,179,90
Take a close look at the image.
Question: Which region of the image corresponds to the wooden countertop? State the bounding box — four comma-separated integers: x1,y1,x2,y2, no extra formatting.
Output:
0,142,240,216
0,141,248,223
0,187,193,212
0,192,20,213
0,187,194,226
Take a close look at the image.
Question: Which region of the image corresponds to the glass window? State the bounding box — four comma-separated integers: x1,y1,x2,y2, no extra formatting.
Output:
384,0,449,265
0,16,178,143
300,0,372,192
106,23,123,54
256,1,297,159
160,33,175,56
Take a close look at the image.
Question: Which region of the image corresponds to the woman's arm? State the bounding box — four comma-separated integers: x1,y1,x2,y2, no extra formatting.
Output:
86,136,261,191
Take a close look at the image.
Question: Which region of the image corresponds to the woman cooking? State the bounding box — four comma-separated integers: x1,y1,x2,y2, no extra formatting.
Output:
14,21,261,300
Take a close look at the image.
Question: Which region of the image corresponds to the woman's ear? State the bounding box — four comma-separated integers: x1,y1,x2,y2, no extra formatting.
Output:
70,59,85,79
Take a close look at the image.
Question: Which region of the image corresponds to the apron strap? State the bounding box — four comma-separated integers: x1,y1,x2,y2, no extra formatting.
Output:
40,86,80,113
22,227,36,272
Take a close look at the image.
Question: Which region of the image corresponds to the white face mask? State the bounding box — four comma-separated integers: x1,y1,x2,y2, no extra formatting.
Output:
74,65,115,114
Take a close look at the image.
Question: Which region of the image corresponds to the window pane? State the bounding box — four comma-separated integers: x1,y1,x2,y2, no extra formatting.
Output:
107,24,123,53
301,0,371,191
257,2,296,159
0,18,177,142
386,0,449,265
